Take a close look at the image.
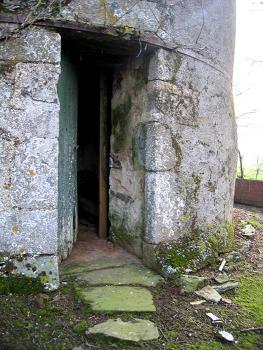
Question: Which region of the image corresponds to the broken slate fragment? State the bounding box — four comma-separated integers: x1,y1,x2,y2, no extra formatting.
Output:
174,275,208,294
87,318,159,342
195,285,222,303
212,282,238,293
206,312,222,324
214,273,229,284
217,330,235,343
221,297,232,304
218,259,226,272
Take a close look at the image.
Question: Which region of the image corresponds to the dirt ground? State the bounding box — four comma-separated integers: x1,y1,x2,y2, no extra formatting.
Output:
0,204,263,350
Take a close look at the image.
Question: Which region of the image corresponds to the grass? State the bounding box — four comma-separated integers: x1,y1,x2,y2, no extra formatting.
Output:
237,164,263,180
234,274,263,325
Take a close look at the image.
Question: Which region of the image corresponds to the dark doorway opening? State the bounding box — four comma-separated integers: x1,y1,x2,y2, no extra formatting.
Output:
77,61,111,239
59,29,151,253
77,65,100,229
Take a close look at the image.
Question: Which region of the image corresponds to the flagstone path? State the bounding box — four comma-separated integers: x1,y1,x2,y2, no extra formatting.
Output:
60,225,163,342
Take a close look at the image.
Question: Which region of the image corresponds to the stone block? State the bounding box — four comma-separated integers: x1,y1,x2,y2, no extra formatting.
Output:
0,27,61,63
145,171,185,244
10,137,58,210
10,254,59,290
11,63,60,108
0,209,58,255
145,122,176,171
0,103,59,141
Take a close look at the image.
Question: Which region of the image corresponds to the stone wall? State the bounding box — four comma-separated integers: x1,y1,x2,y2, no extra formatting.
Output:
143,49,237,273
0,26,61,289
0,0,237,283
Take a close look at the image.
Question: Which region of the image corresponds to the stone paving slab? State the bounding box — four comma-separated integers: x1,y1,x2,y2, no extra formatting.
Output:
76,265,163,287
76,286,156,312
61,256,138,276
87,318,159,341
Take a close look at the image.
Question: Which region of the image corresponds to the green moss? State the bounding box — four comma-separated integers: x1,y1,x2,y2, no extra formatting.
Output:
179,341,227,350
241,218,262,230
0,276,43,295
112,96,132,153
157,222,234,274
234,274,263,324
157,229,216,274
73,320,89,334
169,333,262,350
192,174,202,185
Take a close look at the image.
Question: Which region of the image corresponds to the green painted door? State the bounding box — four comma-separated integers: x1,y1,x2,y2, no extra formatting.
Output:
58,51,78,259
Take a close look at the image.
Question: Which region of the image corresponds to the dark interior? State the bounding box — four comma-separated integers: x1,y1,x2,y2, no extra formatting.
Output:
77,63,100,227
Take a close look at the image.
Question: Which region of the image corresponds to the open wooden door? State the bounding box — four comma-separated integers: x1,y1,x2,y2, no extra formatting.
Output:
98,71,109,239
58,51,78,257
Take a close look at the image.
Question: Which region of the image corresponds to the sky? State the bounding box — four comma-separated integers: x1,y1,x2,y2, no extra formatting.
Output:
233,0,263,165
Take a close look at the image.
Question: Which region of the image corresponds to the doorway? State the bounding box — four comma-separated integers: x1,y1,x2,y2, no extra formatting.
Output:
58,48,111,259
77,60,111,240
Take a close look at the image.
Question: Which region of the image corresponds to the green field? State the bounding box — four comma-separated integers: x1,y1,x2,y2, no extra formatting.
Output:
237,163,263,180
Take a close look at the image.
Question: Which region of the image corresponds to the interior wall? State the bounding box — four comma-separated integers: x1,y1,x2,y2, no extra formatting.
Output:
109,56,149,257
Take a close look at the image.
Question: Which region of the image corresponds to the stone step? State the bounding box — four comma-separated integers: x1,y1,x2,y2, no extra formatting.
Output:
76,286,156,312
75,265,163,287
87,318,159,342
61,256,139,276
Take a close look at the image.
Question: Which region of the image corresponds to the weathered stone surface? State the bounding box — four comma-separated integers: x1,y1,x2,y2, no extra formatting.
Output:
145,122,176,171
10,138,58,210
61,256,138,276
11,63,60,108
212,282,238,293
0,210,58,254
109,58,147,258
59,0,235,75
175,275,208,294
76,286,156,312
0,0,237,285
76,265,163,287
0,27,61,63
145,171,185,244
195,286,222,303
0,254,60,290
87,318,159,342
0,104,59,141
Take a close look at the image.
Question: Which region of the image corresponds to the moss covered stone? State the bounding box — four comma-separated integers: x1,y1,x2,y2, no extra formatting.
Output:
156,222,234,275
75,286,156,312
